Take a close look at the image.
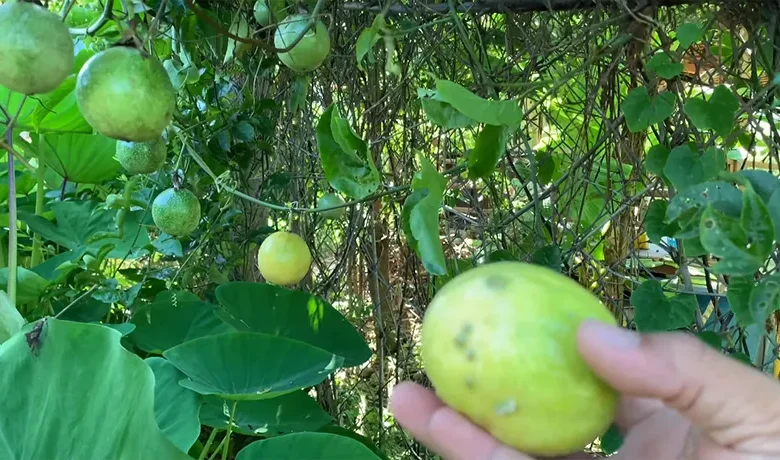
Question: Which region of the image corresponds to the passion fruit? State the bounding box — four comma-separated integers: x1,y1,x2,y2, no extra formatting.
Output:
317,193,346,219
116,139,167,175
0,1,74,95
151,188,201,236
274,14,331,72
420,261,618,457
76,46,175,142
257,231,312,286
253,0,271,26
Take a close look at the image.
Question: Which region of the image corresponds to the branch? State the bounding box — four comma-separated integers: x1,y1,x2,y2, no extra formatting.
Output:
342,0,729,14
183,0,326,52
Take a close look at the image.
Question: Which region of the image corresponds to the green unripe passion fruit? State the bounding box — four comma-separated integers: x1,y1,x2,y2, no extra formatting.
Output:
253,0,271,26
0,1,74,95
317,193,346,219
257,231,312,286
116,139,167,175
76,46,175,142
421,261,619,457
151,188,201,236
274,14,331,72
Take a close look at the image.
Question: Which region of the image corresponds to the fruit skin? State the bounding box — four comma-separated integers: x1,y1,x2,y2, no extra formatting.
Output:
421,261,619,457
317,193,346,219
257,231,312,286
0,1,74,95
274,14,331,72
151,188,201,236
76,46,176,142
116,139,167,175
253,0,271,26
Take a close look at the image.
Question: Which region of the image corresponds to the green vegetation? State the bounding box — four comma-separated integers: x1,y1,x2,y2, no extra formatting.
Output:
0,0,778,458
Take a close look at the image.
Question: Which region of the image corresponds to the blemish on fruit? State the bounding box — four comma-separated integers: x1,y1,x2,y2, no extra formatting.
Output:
454,323,473,348
495,399,517,416
465,348,476,361
485,275,508,290
465,377,476,390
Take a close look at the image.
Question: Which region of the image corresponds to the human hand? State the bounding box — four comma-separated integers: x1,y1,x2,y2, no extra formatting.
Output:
391,320,780,459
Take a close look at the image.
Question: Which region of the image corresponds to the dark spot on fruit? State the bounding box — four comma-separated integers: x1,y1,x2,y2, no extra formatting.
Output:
465,377,476,390
454,323,473,348
486,275,508,290
465,348,476,361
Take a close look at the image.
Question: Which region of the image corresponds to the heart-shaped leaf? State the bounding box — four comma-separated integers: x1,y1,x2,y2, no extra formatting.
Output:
631,280,696,332
623,87,674,132
131,290,234,354
236,432,382,460
684,85,740,137
163,332,343,400
214,282,371,367
199,391,333,436
0,319,190,460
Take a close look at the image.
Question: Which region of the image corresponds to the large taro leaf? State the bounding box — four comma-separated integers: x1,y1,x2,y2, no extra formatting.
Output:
131,290,234,354
236,432,382,460
0,318,190,460
163,331,344,400
199,391,333,436
214,282,371,367
18,200,150,260
146,357,202,454
36,133,120,184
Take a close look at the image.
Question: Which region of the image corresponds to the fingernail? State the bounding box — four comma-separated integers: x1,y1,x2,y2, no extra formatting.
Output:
581,320,641,349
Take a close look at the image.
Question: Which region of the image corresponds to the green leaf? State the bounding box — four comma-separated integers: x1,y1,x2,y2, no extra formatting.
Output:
646,53,684,79
288,75,311,114
236,432,381,460
28,75,92,134
0,267,49,304
645,144,670,179
644,200,677,243
214,282,372,367
0,319,190,460
665,181,742,223
317,426,390,460
622,87,674,132
535,150,555,185
130,291,234,354
433,80,522,128
316,105,381,200
200,391,333,436
146,357,201,453
698,331,722,349
747,274,780,327
468,124,509,180
727,276,756,327
599,424,624,455
530,245,562,271
402,156,448,276
356,15,384,70
418,90,474,129
631,280,696,332
163,332,343,400
51,295,111,323
700,206,763,276
684,85,740,137
740,185,774,261
19,201,151,260
676,23,705,49
663,146,724,191
766,187,780,239
682,236,708,257
37,133,121,184
737,170,779,203
0,291,24,344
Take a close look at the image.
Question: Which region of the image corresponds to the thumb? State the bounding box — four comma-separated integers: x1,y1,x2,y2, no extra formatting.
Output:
576,321,780,442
